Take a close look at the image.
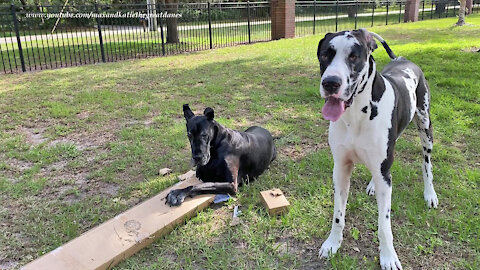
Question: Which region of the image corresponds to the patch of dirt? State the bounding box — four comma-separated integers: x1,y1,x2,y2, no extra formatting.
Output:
46,160,68,171
48,131,114,150
3,158,34,173
99,183,120,196
274,236,327,269
0,260,18,270
19,127,47,146
279,142,329,161
143,118,154,127
76,111,90,120
1,157,34,183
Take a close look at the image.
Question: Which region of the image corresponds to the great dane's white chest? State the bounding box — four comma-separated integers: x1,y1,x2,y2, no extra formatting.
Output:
328,78,395,169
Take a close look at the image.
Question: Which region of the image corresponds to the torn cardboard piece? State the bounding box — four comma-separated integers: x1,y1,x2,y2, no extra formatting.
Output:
22,176,214,270
159,168,172,176
260,188,290,216
177,170,196,181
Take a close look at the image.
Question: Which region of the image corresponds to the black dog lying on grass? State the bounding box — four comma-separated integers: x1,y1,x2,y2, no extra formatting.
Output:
165,104,276,206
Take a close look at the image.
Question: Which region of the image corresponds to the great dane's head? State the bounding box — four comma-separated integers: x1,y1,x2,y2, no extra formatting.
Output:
317,29,377,121
183,104,217,166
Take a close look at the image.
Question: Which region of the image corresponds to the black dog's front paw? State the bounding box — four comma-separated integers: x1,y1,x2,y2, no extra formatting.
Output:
165,188,190,206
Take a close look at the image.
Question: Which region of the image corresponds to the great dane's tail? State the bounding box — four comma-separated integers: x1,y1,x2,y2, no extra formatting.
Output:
369,32,397,60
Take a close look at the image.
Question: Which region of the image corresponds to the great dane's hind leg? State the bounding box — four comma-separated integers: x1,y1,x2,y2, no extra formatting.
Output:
373,171,403,270
366,178,375,196
414,80,438,208
319,162,353,258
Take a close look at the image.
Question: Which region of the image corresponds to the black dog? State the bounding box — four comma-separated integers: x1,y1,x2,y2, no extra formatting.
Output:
165,104,276,206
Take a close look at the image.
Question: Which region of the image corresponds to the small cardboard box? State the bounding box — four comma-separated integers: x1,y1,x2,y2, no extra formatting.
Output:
260,188,290,215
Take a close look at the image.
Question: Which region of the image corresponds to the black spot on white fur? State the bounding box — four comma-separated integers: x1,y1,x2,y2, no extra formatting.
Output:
361,106,368,113
369,102,378,120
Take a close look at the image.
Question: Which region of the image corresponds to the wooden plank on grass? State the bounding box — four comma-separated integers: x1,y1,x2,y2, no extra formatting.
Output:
22,175,213,270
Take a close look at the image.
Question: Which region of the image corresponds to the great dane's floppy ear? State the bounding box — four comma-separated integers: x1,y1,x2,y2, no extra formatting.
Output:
204,107,214,121
183,104,194,121
358,28,377,52
317,32,332,60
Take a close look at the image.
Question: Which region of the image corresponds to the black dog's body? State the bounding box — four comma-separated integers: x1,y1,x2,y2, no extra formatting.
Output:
196,125,276,184
165,105,276,206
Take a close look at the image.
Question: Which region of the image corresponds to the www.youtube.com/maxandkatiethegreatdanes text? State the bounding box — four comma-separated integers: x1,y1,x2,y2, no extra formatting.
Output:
25,11,182,20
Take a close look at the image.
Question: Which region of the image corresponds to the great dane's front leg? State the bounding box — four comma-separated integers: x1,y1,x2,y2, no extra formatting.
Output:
319,162,353,258
373,171,402,270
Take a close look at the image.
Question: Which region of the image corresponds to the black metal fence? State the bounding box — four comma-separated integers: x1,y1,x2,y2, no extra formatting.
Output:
295,0,470,36
1,0,478,74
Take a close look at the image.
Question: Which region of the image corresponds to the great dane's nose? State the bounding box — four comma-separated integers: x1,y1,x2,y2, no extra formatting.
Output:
322,76,342,95
193,155,203,162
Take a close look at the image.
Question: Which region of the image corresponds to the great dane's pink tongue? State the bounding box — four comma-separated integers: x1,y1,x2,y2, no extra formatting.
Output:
322,97,345,122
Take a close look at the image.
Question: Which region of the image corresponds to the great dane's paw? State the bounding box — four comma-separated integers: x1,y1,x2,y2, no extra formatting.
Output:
424,190,438,208
380,250,402,270
319,235,342,258
366,180,375,196
165,188,188,206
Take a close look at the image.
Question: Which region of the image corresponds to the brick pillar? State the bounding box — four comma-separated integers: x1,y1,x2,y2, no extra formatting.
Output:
466,0,473,14
271,0,295,40
404,0,420,22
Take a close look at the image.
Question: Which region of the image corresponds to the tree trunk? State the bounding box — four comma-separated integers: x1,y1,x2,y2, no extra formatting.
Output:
165,0,179,44
466,0,473,14
347,6,355,19
456,0,466,26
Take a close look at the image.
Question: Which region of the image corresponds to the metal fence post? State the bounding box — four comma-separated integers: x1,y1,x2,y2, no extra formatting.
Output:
208,2,213,49
355,0,358,29
444,1,448,17
11,4,26,72
247,1,251,43
438,0,441,18
95,3,106,63
431,0,434,19
386,0,389,25
158,4,165,56
398,1,402,23
313,0,316,34
335,0,339,31
422,0,425,20
371,1,375,27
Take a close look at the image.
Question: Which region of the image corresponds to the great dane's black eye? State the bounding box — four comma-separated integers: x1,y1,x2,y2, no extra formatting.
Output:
349,54,357,61
321,54,328,61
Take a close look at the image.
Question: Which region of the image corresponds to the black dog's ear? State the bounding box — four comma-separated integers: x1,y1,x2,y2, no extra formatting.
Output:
204,107,214,121
183,104,194,121
317,32,332,60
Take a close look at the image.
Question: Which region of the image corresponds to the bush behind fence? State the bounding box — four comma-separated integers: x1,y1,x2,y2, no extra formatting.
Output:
0,0,477,73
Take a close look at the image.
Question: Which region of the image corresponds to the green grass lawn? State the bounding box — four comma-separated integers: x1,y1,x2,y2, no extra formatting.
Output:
0,14,479,270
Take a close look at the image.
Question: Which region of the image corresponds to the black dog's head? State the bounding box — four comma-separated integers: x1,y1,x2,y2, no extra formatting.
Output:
183,104,217,167
317,29,377,121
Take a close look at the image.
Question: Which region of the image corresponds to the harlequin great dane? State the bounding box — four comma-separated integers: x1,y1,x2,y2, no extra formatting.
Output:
317,29,438,270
